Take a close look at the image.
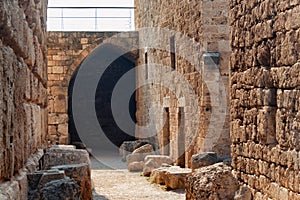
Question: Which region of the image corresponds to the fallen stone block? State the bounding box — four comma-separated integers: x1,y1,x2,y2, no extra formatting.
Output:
149,166,171,185
144,155,173,164
27,169,66,191
120,140,151,161
186,163,239,200
126,152,155,165
51,163,92,200
41,178,81,200
132,144,154,154
165,167,192,189
128,161,145,172
143,155,173,176
143,159,159,176
27,169,66,199
43,145,90,169
191,152,217,170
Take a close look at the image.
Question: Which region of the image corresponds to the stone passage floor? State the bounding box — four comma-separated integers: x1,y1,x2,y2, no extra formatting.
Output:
91,157,185,200
91,151,185,200
91,155,185,200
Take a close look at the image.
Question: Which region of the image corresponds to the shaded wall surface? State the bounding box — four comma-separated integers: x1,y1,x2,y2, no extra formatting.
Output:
135,0,231,167
230,0,300,198
0,0,48,198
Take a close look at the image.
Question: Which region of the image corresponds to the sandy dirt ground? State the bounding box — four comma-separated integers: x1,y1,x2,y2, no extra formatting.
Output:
91,156,185,200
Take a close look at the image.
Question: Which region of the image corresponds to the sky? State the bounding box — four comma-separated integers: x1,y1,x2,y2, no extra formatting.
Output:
48,0,134,7
47,0,135,31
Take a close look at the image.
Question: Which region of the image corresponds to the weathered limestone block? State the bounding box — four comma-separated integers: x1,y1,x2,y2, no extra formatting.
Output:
27,169,66,190
149,166,172,185
257,106,276,145
51,163,92,200
41,178,81,200
48,114,68,125
144,155,173,164
126,152,155,165
143,159,159,176
143,155,173,176
164,167,192,190
128,161,145,172
120,140,150,160
126,154,146,165
27,169,66,200
191,152,218,170
53,95,67,113
132,144,154,154
186,163,239,200
43,145,90,169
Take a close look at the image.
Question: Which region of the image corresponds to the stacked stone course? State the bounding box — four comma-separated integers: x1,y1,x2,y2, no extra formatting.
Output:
230,0,300,198
0,0,48,197
0,0,48,181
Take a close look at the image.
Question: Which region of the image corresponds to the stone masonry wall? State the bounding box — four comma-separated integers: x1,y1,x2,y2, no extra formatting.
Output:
0,0,48,196
47,32,138,145
230,0,300,199
135,0,231,167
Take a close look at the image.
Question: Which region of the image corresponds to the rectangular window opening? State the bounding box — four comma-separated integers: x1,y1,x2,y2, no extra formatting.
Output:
170,35,176,70
145,52,148,79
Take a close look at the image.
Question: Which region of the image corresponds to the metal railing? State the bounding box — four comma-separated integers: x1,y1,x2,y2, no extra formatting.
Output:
47,7,135,31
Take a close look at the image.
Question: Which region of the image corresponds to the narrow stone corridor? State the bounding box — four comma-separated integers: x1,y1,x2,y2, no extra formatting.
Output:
0,0,299,199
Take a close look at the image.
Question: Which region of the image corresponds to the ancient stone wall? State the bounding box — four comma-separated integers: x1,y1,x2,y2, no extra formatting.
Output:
230,0,300,198
47,32,138,145
0,0,48,197
135,0,231,167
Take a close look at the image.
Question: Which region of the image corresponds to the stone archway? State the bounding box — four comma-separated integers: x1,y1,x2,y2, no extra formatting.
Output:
47,32,139,145
68,44,137,150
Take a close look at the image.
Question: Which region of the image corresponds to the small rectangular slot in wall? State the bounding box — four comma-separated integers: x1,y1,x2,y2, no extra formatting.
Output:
145,52,148,79
170,35,176,70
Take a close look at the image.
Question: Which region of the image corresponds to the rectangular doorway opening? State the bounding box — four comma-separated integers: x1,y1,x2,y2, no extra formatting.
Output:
162,107,170,155
177,107,185,167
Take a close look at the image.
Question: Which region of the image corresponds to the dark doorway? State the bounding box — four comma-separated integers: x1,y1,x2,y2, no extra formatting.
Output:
177,107,185,167
68,45,136,150
95,54,136,147
161,107,170,155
